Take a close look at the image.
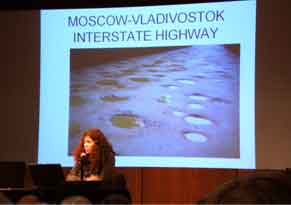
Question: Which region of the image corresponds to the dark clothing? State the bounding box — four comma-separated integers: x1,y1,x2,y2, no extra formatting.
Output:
66,152,115,181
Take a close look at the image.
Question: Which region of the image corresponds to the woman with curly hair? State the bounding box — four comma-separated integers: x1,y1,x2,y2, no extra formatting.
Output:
66,128,116,181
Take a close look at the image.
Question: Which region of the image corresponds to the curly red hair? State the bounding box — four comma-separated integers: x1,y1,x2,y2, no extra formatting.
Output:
73,128,114,175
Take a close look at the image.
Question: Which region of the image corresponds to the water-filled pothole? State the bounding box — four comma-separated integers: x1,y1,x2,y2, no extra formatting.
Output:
162,84,179,90
189,94,209,101
169,67,187,72
70,95,87,106
129,77,150,83
184,115,213,125
153,74,165,78
210,97,231,104
147,69,159,73
173,111,186,117
111,114,144,128
158,95,172,103
96,79,124,88
101,95,129,102
188,103,204,110
184,132,208,143
120,69,138,75
142,64,154,67
178,79,196,85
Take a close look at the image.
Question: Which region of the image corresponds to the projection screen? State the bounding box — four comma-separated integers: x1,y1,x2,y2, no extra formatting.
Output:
38,0,256,168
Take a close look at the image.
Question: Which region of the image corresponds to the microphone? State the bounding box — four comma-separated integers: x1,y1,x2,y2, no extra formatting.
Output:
80,152,87,159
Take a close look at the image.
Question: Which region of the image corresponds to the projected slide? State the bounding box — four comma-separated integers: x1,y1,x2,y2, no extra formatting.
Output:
39,1,256,168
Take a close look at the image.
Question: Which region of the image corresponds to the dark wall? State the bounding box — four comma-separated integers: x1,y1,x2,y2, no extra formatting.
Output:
0,0,291,168
0,11,39,162
255,0,291,168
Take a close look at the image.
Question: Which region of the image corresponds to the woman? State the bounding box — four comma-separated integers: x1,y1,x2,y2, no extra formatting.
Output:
66,128,116,181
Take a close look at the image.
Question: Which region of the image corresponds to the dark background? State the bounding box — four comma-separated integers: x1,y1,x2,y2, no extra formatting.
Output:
1,0,240,10
0,0,291,169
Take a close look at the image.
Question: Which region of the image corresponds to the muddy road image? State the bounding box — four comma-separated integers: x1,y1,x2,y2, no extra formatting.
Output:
69,44,240,158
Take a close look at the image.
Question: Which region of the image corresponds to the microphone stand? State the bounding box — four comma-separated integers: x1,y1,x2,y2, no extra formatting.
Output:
80,153,86,181
80,158,84,181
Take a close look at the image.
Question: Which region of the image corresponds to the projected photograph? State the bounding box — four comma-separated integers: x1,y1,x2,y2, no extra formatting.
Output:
69,44,240,158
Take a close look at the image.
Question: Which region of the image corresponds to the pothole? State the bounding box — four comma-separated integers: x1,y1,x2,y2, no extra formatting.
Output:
101,95,129,102
111,114,144,128
178,79,196,85
189,94,209,101
96,79,124,88
158,95,172,103
173,111,186,117
188,103,204,110
184,115,213,125
184,132,208,143
129,77,150,83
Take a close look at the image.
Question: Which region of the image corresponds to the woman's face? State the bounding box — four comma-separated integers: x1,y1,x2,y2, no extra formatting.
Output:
83,136,96,154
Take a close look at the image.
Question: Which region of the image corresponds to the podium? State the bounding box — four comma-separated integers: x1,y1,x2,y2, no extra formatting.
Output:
1,181,131,204
1,171,131,204
0,162,131,204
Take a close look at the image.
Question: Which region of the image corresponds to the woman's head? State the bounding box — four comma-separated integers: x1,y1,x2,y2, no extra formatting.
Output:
81,129,106,155
75,128,110,156
73,128,114,174
81,128,110,153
